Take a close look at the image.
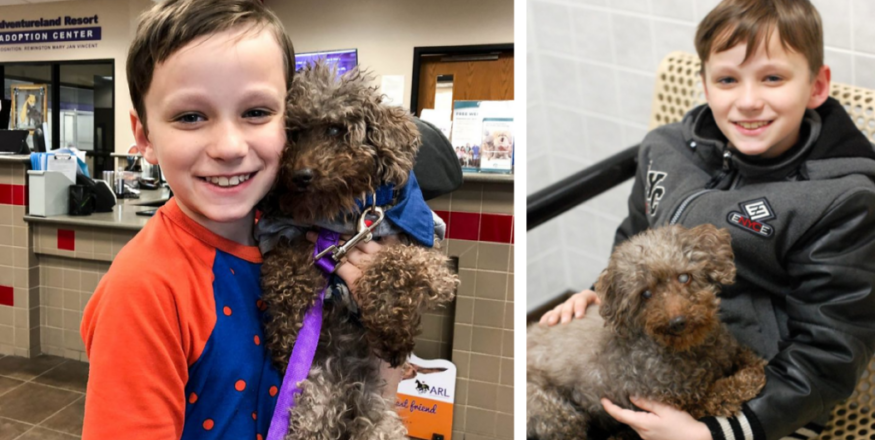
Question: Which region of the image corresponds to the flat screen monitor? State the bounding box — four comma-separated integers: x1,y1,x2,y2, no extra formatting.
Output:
294,49,358,75
0,130,30,154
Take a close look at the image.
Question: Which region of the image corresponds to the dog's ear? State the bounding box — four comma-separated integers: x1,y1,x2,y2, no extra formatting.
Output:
596,266,636,335
685,224,736,285
363,99,419,186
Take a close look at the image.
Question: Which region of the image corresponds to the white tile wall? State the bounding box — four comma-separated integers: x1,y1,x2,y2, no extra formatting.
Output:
526,0,875,311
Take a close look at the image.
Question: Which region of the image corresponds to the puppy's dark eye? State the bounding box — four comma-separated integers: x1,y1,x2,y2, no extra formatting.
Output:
642,290,652,299
678,274,690,284
326,126,342,137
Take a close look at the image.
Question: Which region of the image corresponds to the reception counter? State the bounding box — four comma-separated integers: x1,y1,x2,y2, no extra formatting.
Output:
2,157,514,426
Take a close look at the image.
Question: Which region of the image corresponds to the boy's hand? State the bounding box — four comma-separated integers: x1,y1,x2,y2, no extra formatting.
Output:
601,397,712,440
539,289,601,326
305,232,400,298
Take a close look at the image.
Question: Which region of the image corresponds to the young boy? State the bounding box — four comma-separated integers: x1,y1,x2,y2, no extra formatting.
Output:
540,1,875,440
80,1,460,439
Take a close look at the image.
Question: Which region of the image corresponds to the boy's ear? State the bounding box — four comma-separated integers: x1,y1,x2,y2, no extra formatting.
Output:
807,65,831,109
130,109,157,165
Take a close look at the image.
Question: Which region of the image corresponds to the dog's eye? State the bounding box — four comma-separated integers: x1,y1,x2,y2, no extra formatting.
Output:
642,290,652,299
326,126,343,137
678,273,690,284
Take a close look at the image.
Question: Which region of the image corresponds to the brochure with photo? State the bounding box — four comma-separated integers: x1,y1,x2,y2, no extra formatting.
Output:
480,117,514,173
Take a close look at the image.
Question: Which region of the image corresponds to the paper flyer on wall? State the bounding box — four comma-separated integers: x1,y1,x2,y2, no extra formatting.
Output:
395,354,456,440
450,101,482,172
450,100,514,174
480,118,514,173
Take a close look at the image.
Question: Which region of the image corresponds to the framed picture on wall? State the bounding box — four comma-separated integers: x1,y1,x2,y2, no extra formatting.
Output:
10,84,48,132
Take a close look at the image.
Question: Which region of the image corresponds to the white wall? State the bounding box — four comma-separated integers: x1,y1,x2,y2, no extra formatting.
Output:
267,0,514,110
526,0,875,310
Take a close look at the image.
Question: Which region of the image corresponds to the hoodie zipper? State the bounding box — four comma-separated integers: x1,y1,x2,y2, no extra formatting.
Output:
669,147,734,225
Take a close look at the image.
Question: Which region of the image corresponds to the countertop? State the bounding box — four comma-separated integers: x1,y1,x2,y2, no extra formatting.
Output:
0,154,33,163
24,187,171,231
22,172,511,230
462,172,513,183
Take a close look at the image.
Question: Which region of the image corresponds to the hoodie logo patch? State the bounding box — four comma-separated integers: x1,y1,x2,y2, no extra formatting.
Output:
645,161,667,216
727,198,775,238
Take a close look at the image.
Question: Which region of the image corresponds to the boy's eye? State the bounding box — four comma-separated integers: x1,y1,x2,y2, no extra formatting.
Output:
176,113,204,124
716,77,736,85
245,109,271,118
764,75,783,82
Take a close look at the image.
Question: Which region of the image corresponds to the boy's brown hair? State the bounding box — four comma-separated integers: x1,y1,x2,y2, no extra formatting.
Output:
695,0,823,78
127,0,295,129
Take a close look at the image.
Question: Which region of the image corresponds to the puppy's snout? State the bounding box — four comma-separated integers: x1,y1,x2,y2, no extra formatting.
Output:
293,168,315,187
669,316,687,334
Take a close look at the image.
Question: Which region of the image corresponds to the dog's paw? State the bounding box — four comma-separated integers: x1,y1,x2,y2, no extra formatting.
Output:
355,244,458,367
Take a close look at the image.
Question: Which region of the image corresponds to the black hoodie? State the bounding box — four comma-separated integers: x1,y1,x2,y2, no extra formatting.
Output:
614,97,875,440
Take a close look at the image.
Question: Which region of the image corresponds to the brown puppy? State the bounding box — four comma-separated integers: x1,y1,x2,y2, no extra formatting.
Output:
527,224,766,440
259,62,458,440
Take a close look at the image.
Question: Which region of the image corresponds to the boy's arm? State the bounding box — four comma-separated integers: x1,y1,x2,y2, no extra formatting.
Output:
723,189,875,440
412,118,462,200
81,268,193,440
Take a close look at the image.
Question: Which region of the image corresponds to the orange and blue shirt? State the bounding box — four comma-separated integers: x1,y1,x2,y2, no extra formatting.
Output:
81,198,282,440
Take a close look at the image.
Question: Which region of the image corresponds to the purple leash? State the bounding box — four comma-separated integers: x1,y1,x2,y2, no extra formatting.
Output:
266,229,340,440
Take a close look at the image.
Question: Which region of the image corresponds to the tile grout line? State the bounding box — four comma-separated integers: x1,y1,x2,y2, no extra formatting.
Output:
33,393,84,432
28,359,70,383
9,414,81,440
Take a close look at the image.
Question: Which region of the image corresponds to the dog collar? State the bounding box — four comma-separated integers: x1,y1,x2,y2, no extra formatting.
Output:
355,183,395,210
352,171,436,247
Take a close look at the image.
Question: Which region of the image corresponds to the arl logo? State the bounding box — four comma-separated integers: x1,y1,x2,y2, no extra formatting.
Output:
645,161,667,216
727,198,776,238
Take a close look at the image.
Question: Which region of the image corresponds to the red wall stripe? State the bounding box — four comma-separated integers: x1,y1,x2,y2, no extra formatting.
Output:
0,184,11,205
12,185,25,206
437,211,515,244
58,229,75,251
448,212,480,241
480,214,513,244
0,184,26,206
0,285,12,307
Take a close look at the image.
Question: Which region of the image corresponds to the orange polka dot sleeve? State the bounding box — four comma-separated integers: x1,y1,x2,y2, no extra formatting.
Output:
81,199,219,440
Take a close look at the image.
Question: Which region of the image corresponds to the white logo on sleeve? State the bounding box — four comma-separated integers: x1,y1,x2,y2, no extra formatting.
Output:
744,201,772,221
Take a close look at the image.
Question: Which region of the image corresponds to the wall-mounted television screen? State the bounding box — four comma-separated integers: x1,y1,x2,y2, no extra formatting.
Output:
294,49,358,75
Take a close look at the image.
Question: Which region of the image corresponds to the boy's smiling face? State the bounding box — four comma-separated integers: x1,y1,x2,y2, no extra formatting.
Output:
132,27,286,243
702,27,830,159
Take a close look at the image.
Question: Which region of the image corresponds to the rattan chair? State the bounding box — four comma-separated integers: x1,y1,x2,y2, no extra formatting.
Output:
650,51,875,440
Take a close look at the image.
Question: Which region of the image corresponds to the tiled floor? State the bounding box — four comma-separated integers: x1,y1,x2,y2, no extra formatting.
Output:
0,354,87,440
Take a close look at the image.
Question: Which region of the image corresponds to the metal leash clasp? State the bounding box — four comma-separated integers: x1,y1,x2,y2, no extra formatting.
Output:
313,205,385,263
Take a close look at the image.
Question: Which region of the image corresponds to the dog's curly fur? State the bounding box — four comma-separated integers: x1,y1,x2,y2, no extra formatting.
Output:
527,224,767,440
260,61,458,440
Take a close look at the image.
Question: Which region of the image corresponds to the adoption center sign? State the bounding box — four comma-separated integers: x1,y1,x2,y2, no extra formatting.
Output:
395,354,456,440
0,15,101,52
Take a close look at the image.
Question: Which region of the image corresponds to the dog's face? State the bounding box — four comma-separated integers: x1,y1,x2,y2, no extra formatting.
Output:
491,129,513,150
595,224,736,351
276,61,420,223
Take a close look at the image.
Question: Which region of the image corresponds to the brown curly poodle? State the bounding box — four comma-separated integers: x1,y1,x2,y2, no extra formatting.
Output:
258,61,458,440
527,224,767,440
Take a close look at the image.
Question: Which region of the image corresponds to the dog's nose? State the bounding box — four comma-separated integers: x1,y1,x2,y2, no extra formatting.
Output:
293,169,314,187
669,316,687,333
